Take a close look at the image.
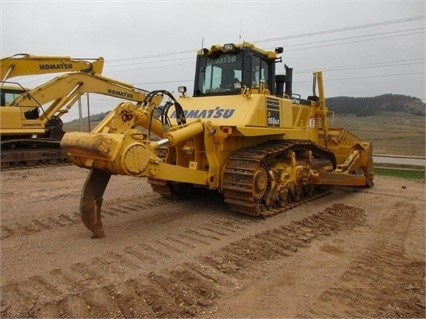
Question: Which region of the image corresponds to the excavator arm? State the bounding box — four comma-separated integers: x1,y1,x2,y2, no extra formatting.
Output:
0,72,159,138
1,54,104,81
10,72,152,120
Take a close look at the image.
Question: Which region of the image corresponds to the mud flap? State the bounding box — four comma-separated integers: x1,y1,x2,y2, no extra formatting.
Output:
80,168,111,238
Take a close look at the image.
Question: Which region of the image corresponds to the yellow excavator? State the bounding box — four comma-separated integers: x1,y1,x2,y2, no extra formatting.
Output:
1,54,105,167
0,55,158,167
61,42,374,238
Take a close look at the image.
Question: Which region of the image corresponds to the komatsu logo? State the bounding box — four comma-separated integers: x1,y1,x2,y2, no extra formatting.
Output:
39,63,73,70
23,123,42,127
170,107,235,119
107,89,134,99
207,55,237,65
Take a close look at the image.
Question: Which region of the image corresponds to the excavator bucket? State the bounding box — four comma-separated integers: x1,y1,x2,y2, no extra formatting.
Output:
80,168,111,238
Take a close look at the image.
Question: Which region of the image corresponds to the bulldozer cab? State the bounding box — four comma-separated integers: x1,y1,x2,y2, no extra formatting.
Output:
193,43,276,96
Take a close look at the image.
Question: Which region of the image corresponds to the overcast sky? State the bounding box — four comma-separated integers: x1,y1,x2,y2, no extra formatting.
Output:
1,0,425,121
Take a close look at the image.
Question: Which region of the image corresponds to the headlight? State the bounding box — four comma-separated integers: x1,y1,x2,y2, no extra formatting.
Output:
223,43,236,52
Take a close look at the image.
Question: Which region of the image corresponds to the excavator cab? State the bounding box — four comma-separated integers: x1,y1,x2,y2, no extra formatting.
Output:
0,85,26,106
193,43,276,96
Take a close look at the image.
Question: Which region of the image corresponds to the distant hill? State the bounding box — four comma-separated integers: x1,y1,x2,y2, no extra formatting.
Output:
326,94,425,117
65,94,425,128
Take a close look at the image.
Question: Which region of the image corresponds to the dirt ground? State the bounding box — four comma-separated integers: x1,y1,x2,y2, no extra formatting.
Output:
1,165,425,318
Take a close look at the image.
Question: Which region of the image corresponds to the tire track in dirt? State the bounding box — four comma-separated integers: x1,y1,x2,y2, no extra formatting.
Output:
1,203,366,318
0,194,171,239
301,201,425,318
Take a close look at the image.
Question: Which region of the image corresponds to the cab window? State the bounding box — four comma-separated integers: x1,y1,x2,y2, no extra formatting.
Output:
251,56,269,89
198,53,242,95
0,88,24,106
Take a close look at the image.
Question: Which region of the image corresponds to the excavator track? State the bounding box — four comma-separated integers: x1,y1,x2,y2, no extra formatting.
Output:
222,140,334,218
1,139,70,170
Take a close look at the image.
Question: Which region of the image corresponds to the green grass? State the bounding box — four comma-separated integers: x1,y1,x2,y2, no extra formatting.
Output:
332,113,425,157
374,167,425,180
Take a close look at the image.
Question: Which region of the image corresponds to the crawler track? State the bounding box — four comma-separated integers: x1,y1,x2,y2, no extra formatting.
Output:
149,140,335,216
1,139,70,170
222,140,335,217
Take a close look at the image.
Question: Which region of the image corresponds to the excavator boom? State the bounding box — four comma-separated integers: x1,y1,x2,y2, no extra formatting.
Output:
1,54,104,81
1,72,153,137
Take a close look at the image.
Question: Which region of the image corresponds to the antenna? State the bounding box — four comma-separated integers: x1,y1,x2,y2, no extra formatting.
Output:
239,18,243,41
201,37,204,49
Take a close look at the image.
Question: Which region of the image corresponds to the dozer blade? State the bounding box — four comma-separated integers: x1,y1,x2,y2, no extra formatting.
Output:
80,168,111,238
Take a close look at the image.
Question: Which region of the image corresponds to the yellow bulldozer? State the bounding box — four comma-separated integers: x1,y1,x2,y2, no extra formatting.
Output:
61,42,374,238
